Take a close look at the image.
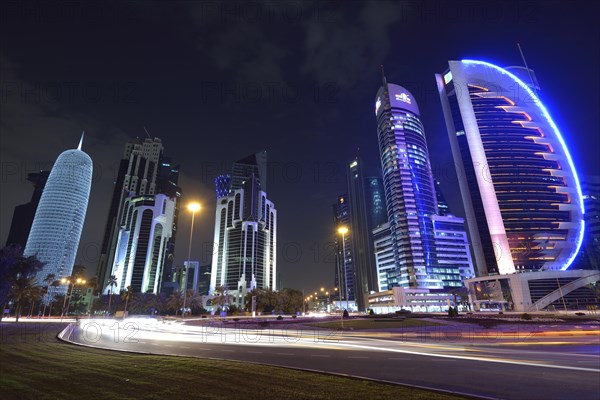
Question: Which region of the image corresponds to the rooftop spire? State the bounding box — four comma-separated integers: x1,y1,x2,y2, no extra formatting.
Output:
517,43,538,95
77,131,84,151
380,64,387,86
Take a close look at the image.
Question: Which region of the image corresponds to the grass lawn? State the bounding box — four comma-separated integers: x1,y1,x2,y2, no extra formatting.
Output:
308,318,441,330
0,323,465,400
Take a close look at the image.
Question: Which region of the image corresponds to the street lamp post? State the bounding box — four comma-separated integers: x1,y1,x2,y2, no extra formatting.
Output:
182,202,201,318
338,226,348,328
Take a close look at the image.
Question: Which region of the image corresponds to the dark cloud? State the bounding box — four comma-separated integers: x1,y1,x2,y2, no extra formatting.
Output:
301,1,409,88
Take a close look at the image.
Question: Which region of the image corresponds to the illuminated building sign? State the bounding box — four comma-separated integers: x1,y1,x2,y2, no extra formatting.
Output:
395,92,411,104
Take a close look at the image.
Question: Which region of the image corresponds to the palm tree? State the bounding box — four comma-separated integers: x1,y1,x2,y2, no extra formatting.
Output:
86,276,99,315
150,293,166,315
0,245,44,321
122,286,132,315
11,276,42,322
41,273,56,318
0,244,23,322
211,285,229,313
106,275,118,316
167,291,183,316
47,279,61,317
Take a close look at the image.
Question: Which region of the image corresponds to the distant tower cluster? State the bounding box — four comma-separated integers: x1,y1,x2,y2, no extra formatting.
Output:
98,137,181,294
210,151,277,306
24,134,93,293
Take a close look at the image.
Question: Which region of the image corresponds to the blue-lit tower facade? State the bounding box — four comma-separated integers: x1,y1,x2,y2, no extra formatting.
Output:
375,80,442,289
436,60,585,275
24,134,93,293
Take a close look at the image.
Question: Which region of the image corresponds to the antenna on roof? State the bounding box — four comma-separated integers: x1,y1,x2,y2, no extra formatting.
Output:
143,126,152,139
380,64,387,85
77,131,85,150
517,43,538,96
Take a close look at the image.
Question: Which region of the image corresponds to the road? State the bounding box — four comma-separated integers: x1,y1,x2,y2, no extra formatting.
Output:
60,318,600,400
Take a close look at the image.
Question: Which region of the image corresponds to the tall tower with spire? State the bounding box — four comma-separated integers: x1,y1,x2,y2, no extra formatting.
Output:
374,75,442,289
24,132,93,293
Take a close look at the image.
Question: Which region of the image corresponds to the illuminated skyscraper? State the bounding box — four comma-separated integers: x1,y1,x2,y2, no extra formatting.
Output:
374,78,443,289
333,195,354,305
210,151,277,306
24,134,92,292
99,137,181,294
436,60,584,275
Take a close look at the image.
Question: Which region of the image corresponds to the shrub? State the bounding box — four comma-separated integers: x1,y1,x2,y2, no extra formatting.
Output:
276,315,283,320
292,315,297,319
447,307,459,318
521,313,532,320
498,311,504,315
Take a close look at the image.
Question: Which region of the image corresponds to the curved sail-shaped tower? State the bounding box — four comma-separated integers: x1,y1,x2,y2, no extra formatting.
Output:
24,133,93,291
436,60,584,275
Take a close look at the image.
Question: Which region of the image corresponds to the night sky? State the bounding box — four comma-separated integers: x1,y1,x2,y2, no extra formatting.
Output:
1,0,598,292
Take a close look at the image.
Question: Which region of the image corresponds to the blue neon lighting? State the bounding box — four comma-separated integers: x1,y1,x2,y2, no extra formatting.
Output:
461,59,585,271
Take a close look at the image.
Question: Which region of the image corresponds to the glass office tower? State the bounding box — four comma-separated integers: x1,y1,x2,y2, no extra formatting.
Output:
375,80,441,289
436,60,584,275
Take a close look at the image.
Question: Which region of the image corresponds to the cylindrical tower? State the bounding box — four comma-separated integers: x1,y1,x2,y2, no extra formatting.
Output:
24,135,93,292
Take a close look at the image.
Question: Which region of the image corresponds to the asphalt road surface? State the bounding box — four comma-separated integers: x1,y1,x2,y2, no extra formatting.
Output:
60,318,600,400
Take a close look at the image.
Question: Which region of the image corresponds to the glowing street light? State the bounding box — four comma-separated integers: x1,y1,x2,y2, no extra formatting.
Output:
337,226,349,328
182,202,201,318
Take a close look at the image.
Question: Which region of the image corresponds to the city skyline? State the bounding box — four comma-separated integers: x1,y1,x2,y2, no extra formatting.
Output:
1,1,598,292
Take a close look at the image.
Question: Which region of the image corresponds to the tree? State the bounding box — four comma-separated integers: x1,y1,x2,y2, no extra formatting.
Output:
11,276,43,322
586,282,600,303
0,245,31,321
277,288,303,314
0,247,45,321
106,275,118,315
46,279,61,317
167,291,184,316
150,293,167,315
211,286,231,313
121,286,132,314
86,276,99,315
40,273,56,318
